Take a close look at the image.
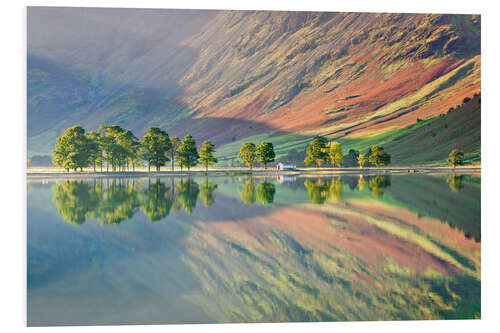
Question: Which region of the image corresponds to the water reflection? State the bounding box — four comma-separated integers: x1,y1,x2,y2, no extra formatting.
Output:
52,178,206,224
29,174,481,325
447,174,465,192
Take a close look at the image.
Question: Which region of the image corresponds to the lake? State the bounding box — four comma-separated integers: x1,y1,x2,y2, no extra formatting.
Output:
27,173,481,326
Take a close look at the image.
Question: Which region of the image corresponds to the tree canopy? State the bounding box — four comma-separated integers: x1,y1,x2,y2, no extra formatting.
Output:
447,149,464,167
238,142,257,169
304,138,327,168
324,141,343,167
199,140,218,171
141,127,172,172
368,146,391,167
256,142,275,169
176,135,200,171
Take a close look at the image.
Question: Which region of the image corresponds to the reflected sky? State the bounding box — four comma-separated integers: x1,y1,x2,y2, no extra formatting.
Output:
27,174,481,326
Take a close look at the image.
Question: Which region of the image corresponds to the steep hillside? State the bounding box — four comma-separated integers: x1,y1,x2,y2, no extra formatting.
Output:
27,8,481,164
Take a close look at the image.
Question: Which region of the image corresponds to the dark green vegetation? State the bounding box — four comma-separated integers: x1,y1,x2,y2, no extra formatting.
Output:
52,125,216,172
447,149,465,167
255,142,276,170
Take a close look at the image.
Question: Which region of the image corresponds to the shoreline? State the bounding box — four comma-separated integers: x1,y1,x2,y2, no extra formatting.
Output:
26,167,481,179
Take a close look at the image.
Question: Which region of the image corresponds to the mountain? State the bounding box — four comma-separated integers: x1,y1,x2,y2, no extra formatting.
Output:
27,8,481,165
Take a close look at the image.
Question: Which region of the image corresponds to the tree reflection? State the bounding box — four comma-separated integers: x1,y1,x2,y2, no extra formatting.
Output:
447,174,465,192
199,178,218,207
328,177,344,201
304,178,330,204
53,178,203,225
53,181,99,225
175,179,200,214
91,179,141,224
256,181,276,205
239,178,257,205
368,176,391,197
357,175,368,191
141,179,173,222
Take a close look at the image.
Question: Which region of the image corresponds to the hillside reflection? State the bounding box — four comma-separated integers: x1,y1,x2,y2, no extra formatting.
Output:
30,174,481,324
51,174,479,243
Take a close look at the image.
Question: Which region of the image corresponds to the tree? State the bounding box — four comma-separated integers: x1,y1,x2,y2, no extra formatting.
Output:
176,135,199,171
343,149,360,167
199,141,218,171
141,127,172,172
324,141,343,167
304,138,327,168
238,142,257,169
116,129,140,171
256,142,275,170
447,149,464,168
52,126,90,172
368,146,391,167
168,137,181,171
358,154,368,168
85,131,102,172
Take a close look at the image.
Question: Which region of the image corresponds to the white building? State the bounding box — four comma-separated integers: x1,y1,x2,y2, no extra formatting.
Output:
277,163,296,170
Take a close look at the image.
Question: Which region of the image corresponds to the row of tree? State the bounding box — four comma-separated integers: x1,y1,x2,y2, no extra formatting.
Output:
303,138,391,168
52,125,218,172
238,141,276,169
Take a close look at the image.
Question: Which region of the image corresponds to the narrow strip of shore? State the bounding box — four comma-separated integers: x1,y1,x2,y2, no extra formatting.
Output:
26,167,481,179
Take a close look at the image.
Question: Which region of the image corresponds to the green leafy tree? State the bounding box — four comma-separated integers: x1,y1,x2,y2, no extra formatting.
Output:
199,178,218,207
85,131,102,172
116,129,140,171
343,149,360,167
358,154,368,168
52,126,90,172
256,181,276,205
447,149,464,168
256,142,275,170
199,141,218,171
238,178,256,204
176,135,199,171
168,137,181,171
324,141,343,167
368,146,391,167
304,138,328,168
238,142,257,169
141,127,172,172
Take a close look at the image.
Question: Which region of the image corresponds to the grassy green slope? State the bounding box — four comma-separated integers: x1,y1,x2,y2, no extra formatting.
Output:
215,94,480,167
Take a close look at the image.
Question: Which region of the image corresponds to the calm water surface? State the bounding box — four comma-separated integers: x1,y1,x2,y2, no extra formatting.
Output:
27,174,481,326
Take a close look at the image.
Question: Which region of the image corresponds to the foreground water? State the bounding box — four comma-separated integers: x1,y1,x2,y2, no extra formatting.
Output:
27,174,480,326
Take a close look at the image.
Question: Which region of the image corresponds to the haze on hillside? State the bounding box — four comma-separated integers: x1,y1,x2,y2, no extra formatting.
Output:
27,7,480,166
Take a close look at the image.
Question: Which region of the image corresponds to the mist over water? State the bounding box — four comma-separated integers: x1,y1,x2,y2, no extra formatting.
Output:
27,174,480,325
